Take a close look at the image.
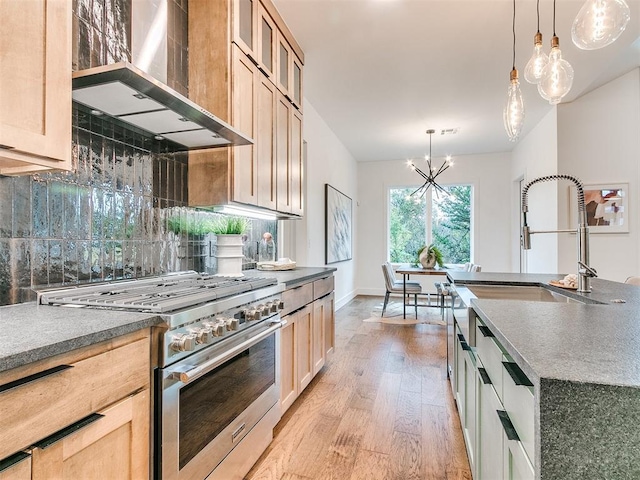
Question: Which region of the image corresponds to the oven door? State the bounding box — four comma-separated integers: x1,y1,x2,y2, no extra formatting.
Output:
158,319,283,480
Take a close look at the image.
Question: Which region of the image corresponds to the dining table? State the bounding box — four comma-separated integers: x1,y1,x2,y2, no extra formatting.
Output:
394,265,449,319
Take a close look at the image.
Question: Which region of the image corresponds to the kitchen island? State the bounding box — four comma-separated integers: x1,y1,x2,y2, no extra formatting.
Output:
447,272,640,479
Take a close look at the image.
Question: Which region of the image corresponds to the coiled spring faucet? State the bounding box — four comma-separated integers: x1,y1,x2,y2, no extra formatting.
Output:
521,174,597,293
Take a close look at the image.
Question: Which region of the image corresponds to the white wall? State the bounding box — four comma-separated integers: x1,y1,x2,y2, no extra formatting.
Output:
356,152,512,296
557,68,640,281
289,99,359,308
511,109,559,274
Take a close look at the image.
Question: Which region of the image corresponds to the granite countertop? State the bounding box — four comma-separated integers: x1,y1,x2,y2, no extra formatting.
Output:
0,267,336,374
447,272,640,387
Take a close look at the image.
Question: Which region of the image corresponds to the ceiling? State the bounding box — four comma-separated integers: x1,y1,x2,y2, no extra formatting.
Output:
273,0,640,162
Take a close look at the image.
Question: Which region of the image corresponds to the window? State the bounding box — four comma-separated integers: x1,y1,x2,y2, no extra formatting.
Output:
388,185,472,265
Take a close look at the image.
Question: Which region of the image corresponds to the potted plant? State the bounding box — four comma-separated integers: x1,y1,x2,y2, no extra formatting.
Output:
211,216,251,276
416,244,444,269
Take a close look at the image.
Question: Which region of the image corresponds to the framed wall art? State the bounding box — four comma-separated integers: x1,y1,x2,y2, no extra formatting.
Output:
325,184,352,264
570,183,628,233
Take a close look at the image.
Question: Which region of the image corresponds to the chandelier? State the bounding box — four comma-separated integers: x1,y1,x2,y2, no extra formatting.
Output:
408,129,453,198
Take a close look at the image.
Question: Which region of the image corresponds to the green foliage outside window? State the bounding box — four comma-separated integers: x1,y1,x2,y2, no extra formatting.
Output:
389,185,471,264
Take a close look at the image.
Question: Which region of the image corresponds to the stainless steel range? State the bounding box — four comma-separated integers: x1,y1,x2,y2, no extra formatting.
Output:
39,271,286,480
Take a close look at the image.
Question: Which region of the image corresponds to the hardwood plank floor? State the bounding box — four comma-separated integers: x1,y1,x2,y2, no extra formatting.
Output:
245,296,472,480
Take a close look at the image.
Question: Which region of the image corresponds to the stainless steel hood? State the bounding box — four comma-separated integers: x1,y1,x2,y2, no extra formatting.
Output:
72,62,253,150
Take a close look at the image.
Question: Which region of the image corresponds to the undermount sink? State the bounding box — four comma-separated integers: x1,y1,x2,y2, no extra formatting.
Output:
464,284,583,303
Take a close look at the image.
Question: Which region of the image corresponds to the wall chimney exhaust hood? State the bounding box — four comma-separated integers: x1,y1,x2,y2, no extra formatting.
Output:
72,62,253,150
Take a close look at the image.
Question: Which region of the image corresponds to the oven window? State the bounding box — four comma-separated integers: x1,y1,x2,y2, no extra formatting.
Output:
178,334,275,469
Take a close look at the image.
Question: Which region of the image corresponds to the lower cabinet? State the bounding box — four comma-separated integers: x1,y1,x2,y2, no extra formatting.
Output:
30,390,149,479
453,317,536,480
279,277,335,415
0,330,151,480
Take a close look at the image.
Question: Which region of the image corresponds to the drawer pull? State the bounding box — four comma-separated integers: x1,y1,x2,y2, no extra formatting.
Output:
461,341,471,351
497,410,520,441
478,367,492,385
0,364,73,395
0,451,30,473
34,413,104,449
478,325,495,337
502,361,533,387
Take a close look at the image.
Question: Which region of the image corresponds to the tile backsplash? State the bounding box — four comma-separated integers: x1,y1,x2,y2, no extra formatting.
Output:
0,0,275,306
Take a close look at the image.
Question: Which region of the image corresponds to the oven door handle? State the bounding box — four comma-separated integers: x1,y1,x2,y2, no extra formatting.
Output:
172,320,287,384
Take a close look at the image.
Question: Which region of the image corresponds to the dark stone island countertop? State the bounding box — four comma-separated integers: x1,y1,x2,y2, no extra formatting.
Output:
0,267,336,375
446,271,640,479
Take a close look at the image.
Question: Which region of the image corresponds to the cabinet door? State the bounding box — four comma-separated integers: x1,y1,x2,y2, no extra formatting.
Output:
280,315,297,414
257,4,277,82
312,298,326,375
276,32,292,97
276,92,291,213
232,0,258,61
0,452,31,480
504,436,535,480
231,46,258,206
289,108,304,216
476,368,504,480
256,74,277,210
296,305,313,392
463,349,476,473
291,55,303,111
323,293,335,358
0,0,71,175
31,390,149,480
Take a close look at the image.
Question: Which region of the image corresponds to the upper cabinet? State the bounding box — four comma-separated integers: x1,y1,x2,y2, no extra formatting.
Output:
0,0,72,176
189,0,305,217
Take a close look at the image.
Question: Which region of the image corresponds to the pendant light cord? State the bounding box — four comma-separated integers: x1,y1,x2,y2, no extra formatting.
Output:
536,0,541,33
553,0,557,36
512,0,516,69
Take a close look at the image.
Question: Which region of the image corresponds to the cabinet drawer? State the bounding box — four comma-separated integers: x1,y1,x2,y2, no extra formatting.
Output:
503,361,535,466
475,323,506,402
313,276,334,300
0,337,149,459
281,282,313,316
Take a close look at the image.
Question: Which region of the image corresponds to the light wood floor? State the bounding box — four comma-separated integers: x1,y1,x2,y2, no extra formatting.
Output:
245,296,472,480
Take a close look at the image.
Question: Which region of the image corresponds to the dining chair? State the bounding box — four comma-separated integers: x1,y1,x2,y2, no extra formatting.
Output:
381,262,422,318
624,276,640,286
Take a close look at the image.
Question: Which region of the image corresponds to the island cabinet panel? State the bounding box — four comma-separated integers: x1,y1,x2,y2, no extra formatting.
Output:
0,332,149,461
30,390,149,480
188,0,304,216
0,0,72,175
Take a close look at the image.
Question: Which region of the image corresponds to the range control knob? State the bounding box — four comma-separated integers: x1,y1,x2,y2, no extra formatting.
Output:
170,333,197,352
268,301,278,313
277,300,285,310
226,318,240,330
257,304,270,315
212,322,226,336
246,309,262,321
190,327,212,345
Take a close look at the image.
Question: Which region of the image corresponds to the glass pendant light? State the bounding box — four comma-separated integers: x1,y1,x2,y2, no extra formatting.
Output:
572,0,631,50
538,36,574,104
504,0,525,141
524,0,548,84
538,0,574,105
504,69,525,141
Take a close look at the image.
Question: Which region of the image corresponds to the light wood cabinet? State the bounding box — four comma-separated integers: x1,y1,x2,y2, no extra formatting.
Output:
280,276,335,415
0,453,31,480
189,0,304,217
0,0,72,175
0,330,150,479
31,390,149,480
296,304,313,392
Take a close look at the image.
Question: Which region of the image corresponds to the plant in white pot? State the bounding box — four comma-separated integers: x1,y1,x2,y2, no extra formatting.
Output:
212,216,251,276
417,244,444,269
